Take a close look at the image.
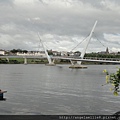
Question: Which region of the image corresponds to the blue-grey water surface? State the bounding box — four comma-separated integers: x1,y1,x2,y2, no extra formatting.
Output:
0,64,120,115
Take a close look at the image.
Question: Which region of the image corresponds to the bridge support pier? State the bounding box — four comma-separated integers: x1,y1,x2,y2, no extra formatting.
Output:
6,57,9,62
69,64,87,69
24,57,27,65
69,60,87,68
45,59,56,66
45,63,56,66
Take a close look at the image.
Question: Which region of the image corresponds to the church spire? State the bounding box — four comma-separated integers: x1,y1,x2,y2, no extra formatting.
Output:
106,47,109,54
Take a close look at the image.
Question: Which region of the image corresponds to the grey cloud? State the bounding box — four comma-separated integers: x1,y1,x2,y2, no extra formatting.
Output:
0,0,120,52
0,0,14,6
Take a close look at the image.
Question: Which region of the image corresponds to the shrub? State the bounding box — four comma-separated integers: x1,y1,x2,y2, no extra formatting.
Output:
103,68,120,96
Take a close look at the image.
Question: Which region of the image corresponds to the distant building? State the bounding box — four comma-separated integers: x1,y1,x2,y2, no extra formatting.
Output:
74,51,81,56
61,51,68,56
67,51,81,57
67,51,74,56
0,49,5,55
98,47,109,54
52,51,61,56
17,51,46,57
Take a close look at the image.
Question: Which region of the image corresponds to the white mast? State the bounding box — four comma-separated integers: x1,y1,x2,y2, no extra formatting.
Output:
77,21,97,64
37,32,55,65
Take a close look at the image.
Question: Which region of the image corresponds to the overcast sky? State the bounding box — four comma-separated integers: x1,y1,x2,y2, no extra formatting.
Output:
0,0,120,53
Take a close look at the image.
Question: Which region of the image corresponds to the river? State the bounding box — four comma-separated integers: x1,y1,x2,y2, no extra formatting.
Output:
0,64,120,115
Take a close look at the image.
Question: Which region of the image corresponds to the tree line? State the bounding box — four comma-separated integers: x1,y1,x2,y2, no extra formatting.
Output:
85,53,120,58
10,49,28,54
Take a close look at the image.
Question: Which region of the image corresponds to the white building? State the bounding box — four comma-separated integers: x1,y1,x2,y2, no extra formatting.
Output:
61,51,68,56
0,50,5,55
16,51,46,57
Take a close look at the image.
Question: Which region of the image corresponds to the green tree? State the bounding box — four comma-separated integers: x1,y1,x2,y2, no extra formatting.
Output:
103,68,120,96
23,50,28,53
10,49,18,54
47,50,53,55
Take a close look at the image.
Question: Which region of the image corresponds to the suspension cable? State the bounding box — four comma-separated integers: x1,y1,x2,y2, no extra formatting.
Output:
93,34,112,52
93,34,106,48
70,34,89,52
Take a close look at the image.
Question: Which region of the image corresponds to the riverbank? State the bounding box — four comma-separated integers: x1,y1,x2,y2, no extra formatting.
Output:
0,57,118,65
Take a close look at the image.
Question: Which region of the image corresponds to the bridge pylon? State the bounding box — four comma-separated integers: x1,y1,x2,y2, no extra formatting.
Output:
69,21,97,68
37,33,55,66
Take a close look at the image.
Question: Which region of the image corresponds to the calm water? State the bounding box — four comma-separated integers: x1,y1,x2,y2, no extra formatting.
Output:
0,64,120,115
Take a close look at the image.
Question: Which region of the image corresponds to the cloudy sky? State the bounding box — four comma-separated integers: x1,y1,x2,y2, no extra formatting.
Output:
0,0,120,53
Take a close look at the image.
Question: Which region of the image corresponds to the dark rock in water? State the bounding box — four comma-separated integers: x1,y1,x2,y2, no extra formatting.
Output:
0,90,7,101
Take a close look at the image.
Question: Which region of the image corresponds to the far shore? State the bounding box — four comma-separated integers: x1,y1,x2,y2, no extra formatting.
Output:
0,57,119,65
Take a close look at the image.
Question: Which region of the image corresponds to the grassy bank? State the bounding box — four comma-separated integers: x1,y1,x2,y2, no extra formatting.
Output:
0,58,118,65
